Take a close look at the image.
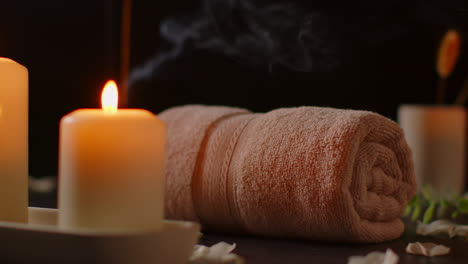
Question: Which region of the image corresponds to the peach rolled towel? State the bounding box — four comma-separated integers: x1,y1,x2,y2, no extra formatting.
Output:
160,105,416,243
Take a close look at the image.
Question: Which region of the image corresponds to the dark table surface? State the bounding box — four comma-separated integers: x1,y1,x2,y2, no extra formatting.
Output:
30,191,468,264
201,230,468,264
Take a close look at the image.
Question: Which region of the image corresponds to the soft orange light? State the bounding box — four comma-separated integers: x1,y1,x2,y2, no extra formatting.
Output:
437,30,461,78
101,80,118,113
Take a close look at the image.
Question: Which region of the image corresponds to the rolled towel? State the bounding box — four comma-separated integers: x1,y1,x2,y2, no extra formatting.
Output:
160,105,416,243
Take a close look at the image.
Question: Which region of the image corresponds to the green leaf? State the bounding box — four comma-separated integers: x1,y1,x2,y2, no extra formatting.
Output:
421,186,433,201
441,199,453,208
404,205,412,217
412,203,422,222
423,202,436,224
457,198,468,213
408,195,419,207
452,210,460,219
437,200,449,218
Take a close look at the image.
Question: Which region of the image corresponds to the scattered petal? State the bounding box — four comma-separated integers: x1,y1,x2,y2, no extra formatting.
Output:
416,220,456,237
190,242,244,264
406,242,450,257
348,249,399,264
416,220,468,238
454,225,468,237
208,242,237,259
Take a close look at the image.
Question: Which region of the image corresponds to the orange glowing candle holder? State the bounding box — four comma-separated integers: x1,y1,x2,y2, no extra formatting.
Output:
58,80,166,232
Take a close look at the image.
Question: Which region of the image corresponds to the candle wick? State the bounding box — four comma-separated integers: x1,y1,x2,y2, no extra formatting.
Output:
103,106,117,113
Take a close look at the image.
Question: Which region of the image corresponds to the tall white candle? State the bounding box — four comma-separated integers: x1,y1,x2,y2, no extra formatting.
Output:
58,80,166,232
0,58,28,223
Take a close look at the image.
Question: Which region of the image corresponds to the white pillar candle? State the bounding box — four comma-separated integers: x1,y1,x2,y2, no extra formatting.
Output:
58,80,166,232
398,105,466,197
0,58,28,223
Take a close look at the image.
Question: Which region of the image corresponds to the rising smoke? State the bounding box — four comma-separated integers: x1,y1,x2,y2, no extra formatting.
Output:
130,0,468,85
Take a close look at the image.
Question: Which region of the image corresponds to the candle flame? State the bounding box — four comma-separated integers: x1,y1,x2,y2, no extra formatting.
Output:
101,80,118,113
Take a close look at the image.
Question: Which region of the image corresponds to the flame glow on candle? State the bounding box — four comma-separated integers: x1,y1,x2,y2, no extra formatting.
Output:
101,80,119,113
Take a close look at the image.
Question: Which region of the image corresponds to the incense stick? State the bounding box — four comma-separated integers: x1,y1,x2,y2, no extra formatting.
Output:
436,30,460,104
436,78,447,104
454,75,468,105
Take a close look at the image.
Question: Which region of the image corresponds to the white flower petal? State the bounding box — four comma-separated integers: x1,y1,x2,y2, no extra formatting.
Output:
416,220,468,238
209,242,237,258
416,220,455,237
406,242,450,257
383,249,399,264
348,249,398,264
189,242,244,264
454,225,468,237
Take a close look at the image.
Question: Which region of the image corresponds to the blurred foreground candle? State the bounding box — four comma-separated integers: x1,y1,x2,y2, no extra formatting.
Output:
0,58,28,223
58,80,166,232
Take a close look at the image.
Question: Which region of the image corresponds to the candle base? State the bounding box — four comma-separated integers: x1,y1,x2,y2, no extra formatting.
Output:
0,207,199,264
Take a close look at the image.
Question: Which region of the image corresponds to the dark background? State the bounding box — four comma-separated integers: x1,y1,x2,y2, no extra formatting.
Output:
2,0,468,177
129,0,468,116
2,0,121,177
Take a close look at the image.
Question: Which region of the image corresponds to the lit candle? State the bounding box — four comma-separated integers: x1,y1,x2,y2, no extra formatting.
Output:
58,80,166,232
0,58,28,223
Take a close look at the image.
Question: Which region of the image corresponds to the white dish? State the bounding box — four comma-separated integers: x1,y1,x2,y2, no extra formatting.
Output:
0,207,200,264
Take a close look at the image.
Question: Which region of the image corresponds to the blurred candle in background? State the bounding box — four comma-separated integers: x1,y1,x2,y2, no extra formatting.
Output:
58,80,166,232
0,58,28,223
398,105,466,198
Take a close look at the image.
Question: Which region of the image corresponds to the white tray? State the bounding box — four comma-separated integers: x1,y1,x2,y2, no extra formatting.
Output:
0,207,200,264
